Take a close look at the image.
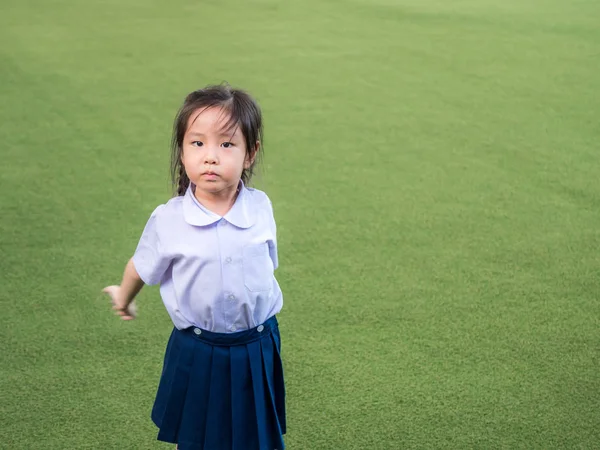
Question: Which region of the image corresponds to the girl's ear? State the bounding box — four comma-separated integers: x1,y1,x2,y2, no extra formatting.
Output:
244,141,260,169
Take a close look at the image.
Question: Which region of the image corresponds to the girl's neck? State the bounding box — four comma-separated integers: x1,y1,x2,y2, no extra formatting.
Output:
192,184,240,217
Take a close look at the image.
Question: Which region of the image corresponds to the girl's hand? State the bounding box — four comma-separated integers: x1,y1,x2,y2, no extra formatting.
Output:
103,285,137,320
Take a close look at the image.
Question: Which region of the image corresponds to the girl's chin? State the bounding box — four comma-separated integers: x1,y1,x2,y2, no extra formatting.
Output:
193,181,237,195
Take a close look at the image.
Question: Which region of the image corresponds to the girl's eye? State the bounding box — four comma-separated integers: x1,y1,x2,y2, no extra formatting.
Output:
221,142,234,148
191,141,203,147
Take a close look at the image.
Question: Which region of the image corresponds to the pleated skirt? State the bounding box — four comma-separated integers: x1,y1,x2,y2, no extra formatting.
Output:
151,316,286,450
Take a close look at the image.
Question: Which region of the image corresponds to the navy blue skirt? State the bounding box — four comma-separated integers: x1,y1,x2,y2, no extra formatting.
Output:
152,316,286,450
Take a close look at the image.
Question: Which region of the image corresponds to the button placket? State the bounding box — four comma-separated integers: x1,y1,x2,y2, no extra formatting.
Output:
218,222,241,331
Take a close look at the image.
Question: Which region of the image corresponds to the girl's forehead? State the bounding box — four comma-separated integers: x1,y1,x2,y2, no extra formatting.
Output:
186,106,239,135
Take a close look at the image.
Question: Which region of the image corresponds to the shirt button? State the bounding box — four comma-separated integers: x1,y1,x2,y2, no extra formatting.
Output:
220,220,227,226
257,325,264,332
194,328,202,335
230,325,237,332
225,257,232,263
228,294,236,301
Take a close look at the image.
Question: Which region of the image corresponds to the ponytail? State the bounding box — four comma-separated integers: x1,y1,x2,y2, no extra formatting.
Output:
176,162,190,196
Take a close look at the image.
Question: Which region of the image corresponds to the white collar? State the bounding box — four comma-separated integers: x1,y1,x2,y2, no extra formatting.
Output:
182,182,255,228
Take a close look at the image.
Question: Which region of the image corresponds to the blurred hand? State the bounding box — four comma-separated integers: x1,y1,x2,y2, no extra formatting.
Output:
103,285,137,320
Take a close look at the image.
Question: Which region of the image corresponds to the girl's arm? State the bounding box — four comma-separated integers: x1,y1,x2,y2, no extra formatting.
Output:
103,258,145,320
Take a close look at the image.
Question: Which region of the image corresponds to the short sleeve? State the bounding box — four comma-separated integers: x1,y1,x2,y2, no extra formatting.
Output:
132,205,171,285
266,200,279,270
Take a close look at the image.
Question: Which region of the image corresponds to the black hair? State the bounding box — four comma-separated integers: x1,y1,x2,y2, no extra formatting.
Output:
170,84,263,196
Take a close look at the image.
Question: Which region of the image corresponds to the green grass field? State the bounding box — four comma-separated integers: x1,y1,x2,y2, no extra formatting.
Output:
1,0,599,448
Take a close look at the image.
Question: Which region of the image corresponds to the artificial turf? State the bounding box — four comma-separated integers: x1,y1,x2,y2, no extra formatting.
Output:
1,0,599,448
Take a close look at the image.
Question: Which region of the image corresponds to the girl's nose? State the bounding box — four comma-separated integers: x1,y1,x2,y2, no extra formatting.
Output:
204,147,218,164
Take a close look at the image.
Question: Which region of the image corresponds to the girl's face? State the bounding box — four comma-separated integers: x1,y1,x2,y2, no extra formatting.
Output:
181,107,256,199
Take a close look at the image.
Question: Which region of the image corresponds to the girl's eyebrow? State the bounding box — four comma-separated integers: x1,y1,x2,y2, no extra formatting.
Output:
187,129,237,138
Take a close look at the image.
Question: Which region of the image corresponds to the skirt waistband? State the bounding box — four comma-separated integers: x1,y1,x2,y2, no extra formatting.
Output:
181,315,279,347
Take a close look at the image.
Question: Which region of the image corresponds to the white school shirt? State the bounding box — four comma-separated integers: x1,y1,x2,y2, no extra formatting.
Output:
132,183,283,333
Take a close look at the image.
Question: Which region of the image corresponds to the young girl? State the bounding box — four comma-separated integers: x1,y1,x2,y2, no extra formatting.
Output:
103,84,286,450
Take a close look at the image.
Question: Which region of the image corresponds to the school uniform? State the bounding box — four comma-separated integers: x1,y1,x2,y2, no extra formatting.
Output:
133,182,285,450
